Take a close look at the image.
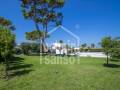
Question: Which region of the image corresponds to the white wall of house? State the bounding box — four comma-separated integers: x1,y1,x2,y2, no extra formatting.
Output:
52,42,68,55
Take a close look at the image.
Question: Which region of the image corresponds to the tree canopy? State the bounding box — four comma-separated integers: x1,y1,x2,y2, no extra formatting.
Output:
21,0,65,32
0,17,15,59
0,17,15,79
101,37,120,64
20,0,65,54
0,16,15,31
0,27,15,58
26,30,49,41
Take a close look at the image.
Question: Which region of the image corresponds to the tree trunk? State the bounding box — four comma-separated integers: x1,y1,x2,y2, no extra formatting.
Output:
33,1,42,55
41,24,48,54
4,57,8,80
106,52,109,65
34,22,42,55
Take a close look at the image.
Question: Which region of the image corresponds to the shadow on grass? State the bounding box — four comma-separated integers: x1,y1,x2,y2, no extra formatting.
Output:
10,69,33,77
9,57,24,65
9,57,33,78
103,64,120,68
9,64,33,70
110,59,120,62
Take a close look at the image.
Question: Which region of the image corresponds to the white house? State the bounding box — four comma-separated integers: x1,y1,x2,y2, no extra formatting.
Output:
51,42,68,55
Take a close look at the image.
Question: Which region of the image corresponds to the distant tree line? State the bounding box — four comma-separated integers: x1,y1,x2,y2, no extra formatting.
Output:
79,43,103,52
17,42,40,55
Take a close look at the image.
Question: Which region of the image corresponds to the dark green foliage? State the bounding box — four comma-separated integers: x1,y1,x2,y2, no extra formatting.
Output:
0,27,15,61
59,40,63,43
20,42,40,55
0,17,15,79
109,48,120,59
109,39,120,59
81,43,87,48
26,30,49,41
20,43,32,55
101,37,120,64
14,47,23,55
0,17,15,31
20,0,65,28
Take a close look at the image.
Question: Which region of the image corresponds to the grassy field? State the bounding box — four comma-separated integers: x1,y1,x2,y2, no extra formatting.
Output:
0,56,120,90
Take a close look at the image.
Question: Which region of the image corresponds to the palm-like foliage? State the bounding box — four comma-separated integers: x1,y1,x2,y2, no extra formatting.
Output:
26,30,49,41
20,0,65,53
21,0,65,32
0,17,15,31
81,43,87,48
25,30,49,53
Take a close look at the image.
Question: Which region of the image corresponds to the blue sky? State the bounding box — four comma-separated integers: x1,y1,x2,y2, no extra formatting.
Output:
0,0,120,46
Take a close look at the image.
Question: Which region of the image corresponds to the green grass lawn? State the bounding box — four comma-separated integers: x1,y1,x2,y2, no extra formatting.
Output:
0,56,120,90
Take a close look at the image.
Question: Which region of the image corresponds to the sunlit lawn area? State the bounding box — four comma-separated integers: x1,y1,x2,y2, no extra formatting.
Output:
0,56,120,90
